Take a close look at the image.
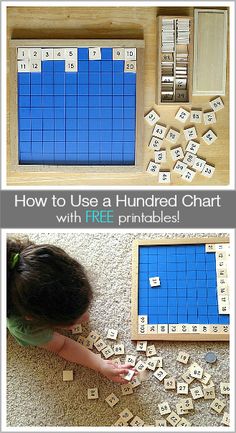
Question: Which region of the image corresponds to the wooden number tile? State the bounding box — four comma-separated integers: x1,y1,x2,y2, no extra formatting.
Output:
124,369,135,381
136,341,147,351
190,109,202,123
192,157,206,173
202,163,215,178
114,344,125,355
158,171,171,184
94,339,106,352
199,372,212,385
203,386,216,400
177,418,192,427
135,360,147,372
113,48,125,60
181,168,196,182
146,161,160,175
166,412,181,427
177,351,190,364
125,355,136,366
124,48,136,60
202,129,218,145
221,412,230,426
189,362,203,379
185,140,200,154
121,383,133,395
124,61,136,73
138,315,148,325
105,393,119,407
30,60,41,72
155,150,167,164
181,370,195,385
113,418,128,426
63,370,73,381
177,382,189,395
177,324,190,333
158,401,171,416
184,126,197,141
106,329,118,340
149,136,163,150
53,48,65,60
173,161,187,175
158,324,168,333
190,386,204,400
138,323,147,335
65,48,77,60
147,324,158,334
144,109,160,126
220,382,230,395
101,345,114,359
175,107,190,123
169,324,178,333
65,60,78,72
17,47,29,60
209,96,224,112
176,403,189,416
42,48,54,60
153,123,167,139
183,151,197,167
130,416,145,427
146,357,159,371
149,276,160,287
180,397,194,410
89,47,101,60
170,146,184,161
155,419,167,427
87,387,98,399
130,375,141,388
164,377,176,390
18,60,30,72
83,338,94,349
72,324,82,334
210,398,226,414
203,111,216,125
146,344,157,357
119,408,133,422
166,128,180,144
153,367,168,381
87,331,100,343
29,48,42,60
205,243,216,252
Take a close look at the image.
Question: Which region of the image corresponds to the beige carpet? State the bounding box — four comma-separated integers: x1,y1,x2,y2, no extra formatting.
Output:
7,232,230,427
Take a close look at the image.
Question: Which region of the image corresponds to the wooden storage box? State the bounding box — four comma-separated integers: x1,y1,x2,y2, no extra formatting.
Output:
156,16,193,105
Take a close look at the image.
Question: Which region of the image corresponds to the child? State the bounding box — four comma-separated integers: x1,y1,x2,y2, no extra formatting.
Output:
7,236,134,383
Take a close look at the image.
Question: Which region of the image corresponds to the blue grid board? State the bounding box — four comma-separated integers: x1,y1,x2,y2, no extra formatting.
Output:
138,244,229,325
18,48,136,165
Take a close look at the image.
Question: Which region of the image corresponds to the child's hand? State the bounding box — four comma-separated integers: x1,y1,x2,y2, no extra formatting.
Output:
100,360,137,384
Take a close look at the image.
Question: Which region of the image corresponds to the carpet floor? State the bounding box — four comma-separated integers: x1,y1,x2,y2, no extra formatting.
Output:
7,232,230,427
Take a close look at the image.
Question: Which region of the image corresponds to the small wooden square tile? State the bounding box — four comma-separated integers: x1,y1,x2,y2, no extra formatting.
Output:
63,370,73,381
87,387,98,399
202,129,217,145
144,109,160,126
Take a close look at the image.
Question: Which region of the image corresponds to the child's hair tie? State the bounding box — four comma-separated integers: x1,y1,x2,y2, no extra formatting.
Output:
10,253,20,269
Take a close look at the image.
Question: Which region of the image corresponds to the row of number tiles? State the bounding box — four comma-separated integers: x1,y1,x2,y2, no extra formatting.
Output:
17,47,137,73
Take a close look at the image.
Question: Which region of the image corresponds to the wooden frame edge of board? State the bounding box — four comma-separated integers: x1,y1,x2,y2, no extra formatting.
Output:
131,236,230,341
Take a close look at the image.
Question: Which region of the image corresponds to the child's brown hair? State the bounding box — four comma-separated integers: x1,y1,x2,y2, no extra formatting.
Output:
7,236,92,326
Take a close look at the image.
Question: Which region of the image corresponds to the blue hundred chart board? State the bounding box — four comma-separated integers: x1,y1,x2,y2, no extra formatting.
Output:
11,40,144,171
131,238,230,341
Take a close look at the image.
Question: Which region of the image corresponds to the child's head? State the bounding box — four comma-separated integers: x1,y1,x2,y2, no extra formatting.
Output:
7,236,92,327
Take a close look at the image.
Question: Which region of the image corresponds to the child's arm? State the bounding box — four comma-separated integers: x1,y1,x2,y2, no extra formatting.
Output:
40,332,134,383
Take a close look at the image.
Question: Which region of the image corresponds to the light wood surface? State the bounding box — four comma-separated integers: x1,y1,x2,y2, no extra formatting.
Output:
131,237,230,341
193,9,228,95
6,6,229,186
